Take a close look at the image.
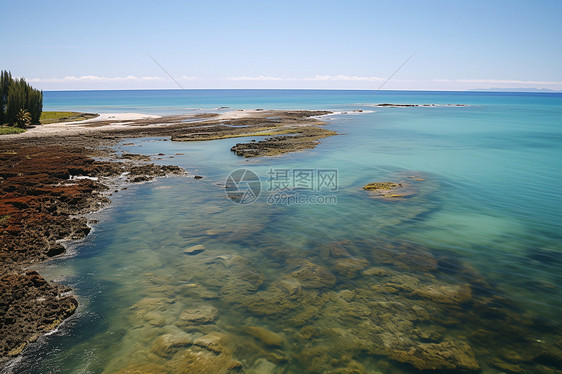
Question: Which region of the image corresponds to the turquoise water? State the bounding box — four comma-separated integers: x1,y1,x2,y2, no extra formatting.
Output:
44,88,562,114
10,90,562,373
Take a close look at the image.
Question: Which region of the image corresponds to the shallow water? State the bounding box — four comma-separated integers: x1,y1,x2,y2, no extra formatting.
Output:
10,90,562,373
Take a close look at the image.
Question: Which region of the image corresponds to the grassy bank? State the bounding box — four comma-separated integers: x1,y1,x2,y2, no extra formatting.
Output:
40,111,98,124
0,127,26,135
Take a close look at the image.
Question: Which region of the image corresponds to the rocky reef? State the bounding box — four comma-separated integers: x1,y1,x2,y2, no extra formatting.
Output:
170,110,336,157
94,231,562,373
0,271,77,358
0,142,183,363
372,103,469,107
230,127,337,158
363,175,426,199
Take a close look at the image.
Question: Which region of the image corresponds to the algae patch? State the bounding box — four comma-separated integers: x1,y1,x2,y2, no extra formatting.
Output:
170,110,335,157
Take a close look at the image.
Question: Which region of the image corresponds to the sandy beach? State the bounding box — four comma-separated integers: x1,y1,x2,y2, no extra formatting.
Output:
4,110,288,138
6,112,162,137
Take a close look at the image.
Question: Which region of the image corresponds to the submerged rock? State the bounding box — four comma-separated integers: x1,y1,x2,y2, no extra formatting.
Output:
335,289,356,302
363,182,401,190
142,311,167,326
184,244,205,255
179,283,219,300
371,240,438,272
129,297,176,326
242,284,300,316
150,333,193,357
168,346,243,374
362,176,423,199
371,273,420,294
410,326,445,343
333,257,368,278
246,358,277,374
298,326,321,340
286,259,336,289
295,345,367,373
215,255,266,306
362,267,391,277
131,297,175,312
490,358,523,373
411,283,472,304
177,305,218,326
194,332,231,354
388,339,480,371
115,362,168,373
243,326,284,347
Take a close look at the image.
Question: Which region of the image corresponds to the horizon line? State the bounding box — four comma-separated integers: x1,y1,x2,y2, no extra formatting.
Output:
40,87,562,93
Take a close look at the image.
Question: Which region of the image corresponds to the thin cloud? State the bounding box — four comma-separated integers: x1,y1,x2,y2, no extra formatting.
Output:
225,74,384,82
226,75,284,81
29,75,167,83
26,74,562,90
225,75,386,82
37,74,559,85
306,75,385,82
434,78,562,85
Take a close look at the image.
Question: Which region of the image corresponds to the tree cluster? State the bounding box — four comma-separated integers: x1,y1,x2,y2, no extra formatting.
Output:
0,71,43,127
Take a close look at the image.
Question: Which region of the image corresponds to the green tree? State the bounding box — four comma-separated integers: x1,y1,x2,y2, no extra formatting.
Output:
27,89,43,125
15,109,31,128
1,72,43,126
0,71,12,124
5,80,27,125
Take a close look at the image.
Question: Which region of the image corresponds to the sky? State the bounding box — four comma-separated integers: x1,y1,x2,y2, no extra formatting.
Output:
2,0,562,91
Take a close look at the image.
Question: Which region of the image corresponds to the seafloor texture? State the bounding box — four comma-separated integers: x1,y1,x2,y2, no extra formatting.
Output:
77,174,561,374
11,167,561,373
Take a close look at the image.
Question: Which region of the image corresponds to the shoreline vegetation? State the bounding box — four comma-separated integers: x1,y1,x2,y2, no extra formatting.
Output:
39,111,99,125
0,71,42,128
0,112,99,135
0,109,335,363
0,127,25,135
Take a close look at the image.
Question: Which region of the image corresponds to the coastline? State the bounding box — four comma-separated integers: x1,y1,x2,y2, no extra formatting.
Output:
3,105,562,373
0,109,335,365
0,137,184,362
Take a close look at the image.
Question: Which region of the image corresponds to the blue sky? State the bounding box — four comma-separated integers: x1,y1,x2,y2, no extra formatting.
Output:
2,0,561,91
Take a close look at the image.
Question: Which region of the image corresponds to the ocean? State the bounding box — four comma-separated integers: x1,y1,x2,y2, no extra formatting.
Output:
11,90,562,373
